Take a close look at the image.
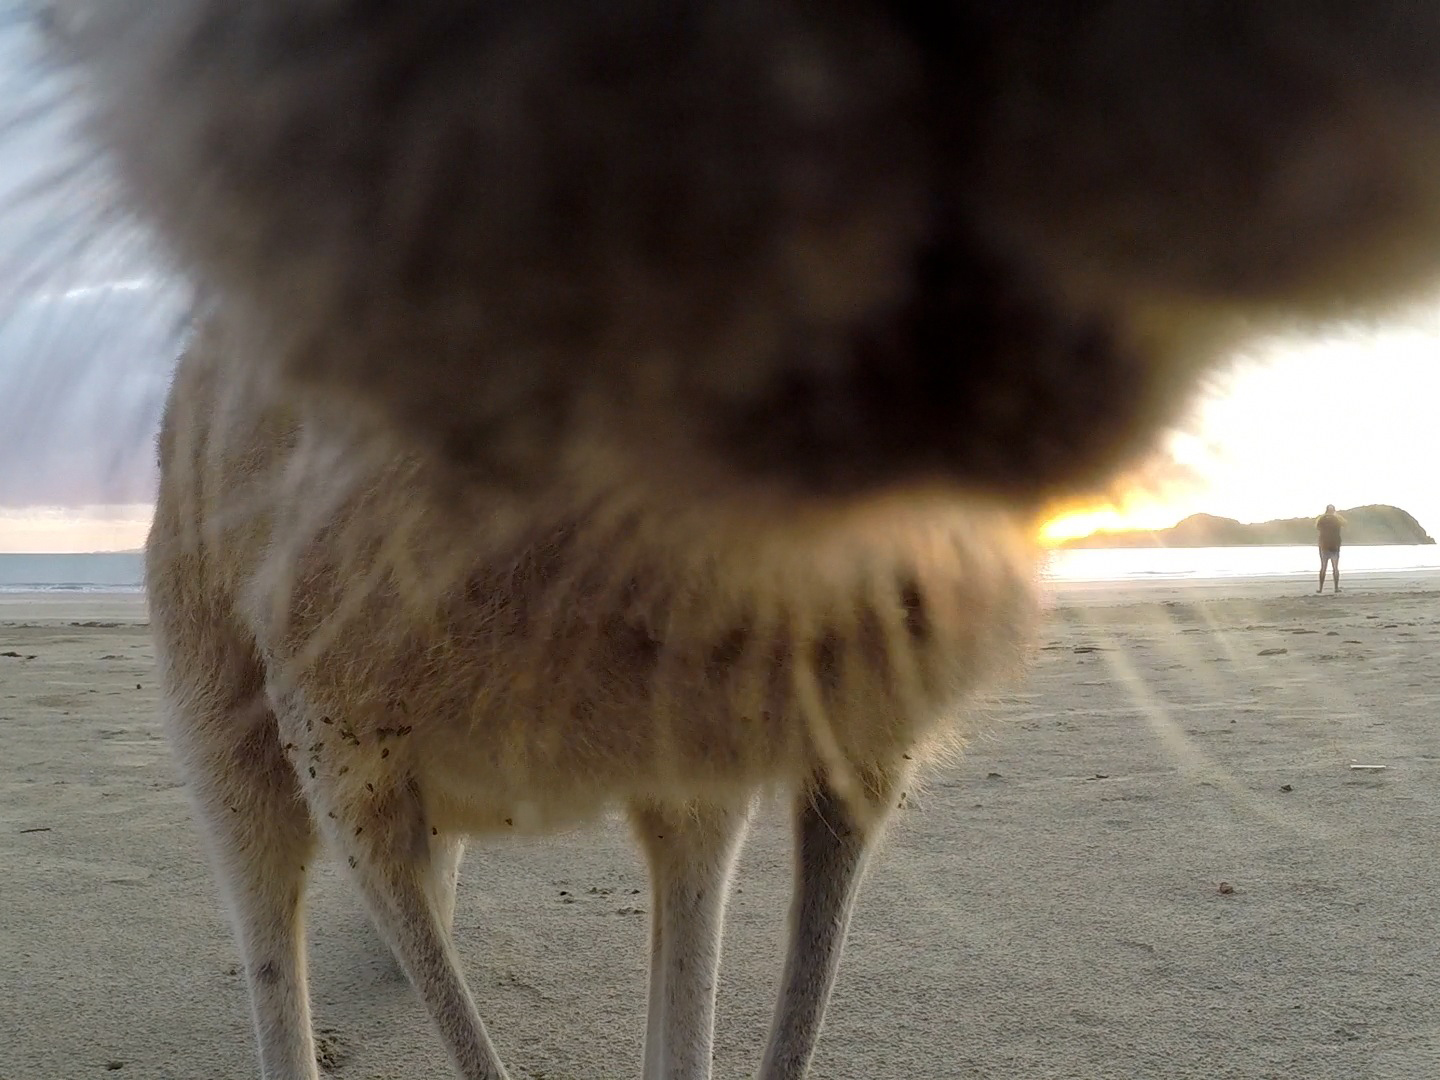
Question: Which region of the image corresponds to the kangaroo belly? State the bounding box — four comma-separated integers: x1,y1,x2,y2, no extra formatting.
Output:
248,473,1040,831
149,340,1041,833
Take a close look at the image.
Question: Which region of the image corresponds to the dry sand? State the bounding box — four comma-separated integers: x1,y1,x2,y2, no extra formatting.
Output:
4,574,1440,1079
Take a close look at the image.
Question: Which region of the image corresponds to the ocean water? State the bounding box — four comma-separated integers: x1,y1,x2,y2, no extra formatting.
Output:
2,545,1437,593
0,552,145,592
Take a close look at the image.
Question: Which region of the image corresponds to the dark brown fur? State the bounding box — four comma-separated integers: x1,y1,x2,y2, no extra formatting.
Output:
75,2,1440,511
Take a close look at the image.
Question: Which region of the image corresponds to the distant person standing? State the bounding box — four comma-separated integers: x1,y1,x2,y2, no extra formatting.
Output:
1316,504,1344,593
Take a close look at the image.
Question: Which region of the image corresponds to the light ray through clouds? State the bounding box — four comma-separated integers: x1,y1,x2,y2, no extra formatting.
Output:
0,280,184,506
0,1,189,547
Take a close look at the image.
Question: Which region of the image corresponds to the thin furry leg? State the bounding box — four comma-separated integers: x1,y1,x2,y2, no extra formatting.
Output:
315,776,508,1080
429,833,466,938
632,799,752,1080
169,699,320,1080
643,892,667,1080
375,833,463,981
756,775,895,1080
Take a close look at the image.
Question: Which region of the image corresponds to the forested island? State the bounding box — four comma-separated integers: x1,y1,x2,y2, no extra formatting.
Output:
1063,504,1435,549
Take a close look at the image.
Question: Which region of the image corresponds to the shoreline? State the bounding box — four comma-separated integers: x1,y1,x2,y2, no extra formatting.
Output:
0,591,150,624
6,564,1440,621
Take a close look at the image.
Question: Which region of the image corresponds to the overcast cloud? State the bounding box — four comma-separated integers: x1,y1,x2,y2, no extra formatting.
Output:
0,3,182,511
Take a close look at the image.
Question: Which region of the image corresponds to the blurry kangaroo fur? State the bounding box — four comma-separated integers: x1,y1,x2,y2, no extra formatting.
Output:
44,2,1440,1079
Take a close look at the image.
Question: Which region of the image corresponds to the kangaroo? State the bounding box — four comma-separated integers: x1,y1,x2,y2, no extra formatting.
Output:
54,3,1440,1078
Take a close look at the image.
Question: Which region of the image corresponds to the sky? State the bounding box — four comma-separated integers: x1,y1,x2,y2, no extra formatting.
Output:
0,280,178,553
0,5,179,553
0,10,1436,554
1039,320,1440,544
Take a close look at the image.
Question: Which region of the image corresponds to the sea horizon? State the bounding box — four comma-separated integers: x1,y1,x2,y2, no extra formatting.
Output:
4,544,1440,593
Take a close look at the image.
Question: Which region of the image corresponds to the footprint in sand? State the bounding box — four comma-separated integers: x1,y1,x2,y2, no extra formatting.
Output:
313,1028,349,1070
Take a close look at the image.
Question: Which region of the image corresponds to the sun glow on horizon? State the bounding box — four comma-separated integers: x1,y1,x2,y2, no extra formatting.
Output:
0,506,151,554
1038,502,1190,547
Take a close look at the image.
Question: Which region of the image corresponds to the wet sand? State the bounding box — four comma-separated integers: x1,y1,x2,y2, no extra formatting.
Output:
3,574,1439,1079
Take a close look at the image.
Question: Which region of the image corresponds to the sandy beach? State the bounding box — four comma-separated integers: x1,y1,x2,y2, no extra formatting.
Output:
4,574,1440,1080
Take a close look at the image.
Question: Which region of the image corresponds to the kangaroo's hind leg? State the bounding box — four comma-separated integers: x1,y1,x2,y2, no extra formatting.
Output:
374,832,465,983
298,737,509,1080
160,636,321,1080
428,833,466,938
757,768,903,1080
632,798,753,1080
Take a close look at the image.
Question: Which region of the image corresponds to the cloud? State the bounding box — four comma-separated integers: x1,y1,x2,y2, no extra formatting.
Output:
0,281,185,508
0,8,185,511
